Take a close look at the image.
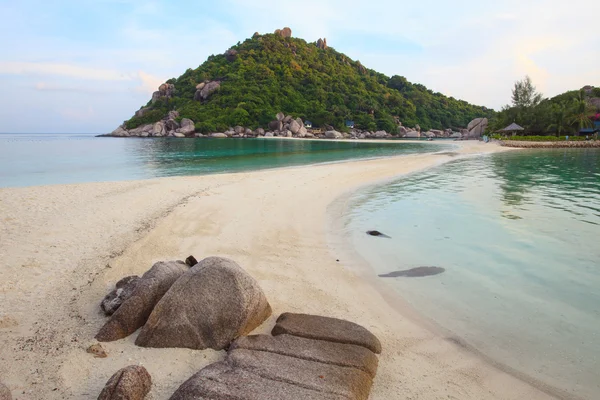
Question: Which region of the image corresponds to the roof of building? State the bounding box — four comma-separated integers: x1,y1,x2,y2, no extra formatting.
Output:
499,122,525,132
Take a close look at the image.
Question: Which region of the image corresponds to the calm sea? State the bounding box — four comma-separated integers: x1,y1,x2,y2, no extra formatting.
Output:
344,149,600,399
0,133,446,188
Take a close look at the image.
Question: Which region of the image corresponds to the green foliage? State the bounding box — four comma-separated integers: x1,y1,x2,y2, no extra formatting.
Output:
125,109,165,129
125,33,493,132
489,78,599,136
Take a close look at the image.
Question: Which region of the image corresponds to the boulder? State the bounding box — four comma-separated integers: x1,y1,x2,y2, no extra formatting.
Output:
227,348,372,400
179,118,195,135
152,83,175,104
230,334,379,378
170,362,347,400
0,382,11,400
96,261,189,342
373,131,388,138
225,48,238,62
210,133,228,138
234,125,245,134
325,130,343,139
195,82,205,91
173,132,185,138
167,110,179,120
255,128,265,136
100,276,141,316
275,27,292,38
264,132,274,137
297,126,308,138
199,81,220,100
165,119,179,131
276,112,285,121
268,120,283,131
405,130,420,138
283,130,293,137
136,257,271,350
466,117,488,138
415,124,421,132
98,365,151,400
283,115,293,123
111,126,129,137
272,313,382,354
316,38,328,50
152,121,165,137
289,119,301,134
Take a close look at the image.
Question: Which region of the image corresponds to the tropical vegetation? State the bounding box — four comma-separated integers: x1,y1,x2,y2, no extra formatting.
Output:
125,33,494,133
489,76,600,136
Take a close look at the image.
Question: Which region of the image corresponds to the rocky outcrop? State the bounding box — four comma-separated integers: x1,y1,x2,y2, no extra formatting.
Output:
151,83,175,104
325,130,343,139
225,48,238,62
288,119,301,134
100,276,141,316
136,257,271,350
111,126,129,137
178,118,195,135
96,261,189,342
268,120,283,132
169,313,380,400
466,117,488,139
98,366,152,400
316,38,328,50
274,27,292,38
195,80,221,101
0,382,11,400
210,132,227,138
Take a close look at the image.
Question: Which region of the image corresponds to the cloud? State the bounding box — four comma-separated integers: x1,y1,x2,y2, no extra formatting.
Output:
135,70,164,94
60,106,96,121
0,61,135,81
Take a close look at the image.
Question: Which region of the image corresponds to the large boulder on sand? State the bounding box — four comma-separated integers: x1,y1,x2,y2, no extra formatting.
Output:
268,120,283,132
289,119,301,134
466,117,488,138
100,275,141,316
98,365,151,400
96,261,189,342
325,130,343,139
136,257,271,350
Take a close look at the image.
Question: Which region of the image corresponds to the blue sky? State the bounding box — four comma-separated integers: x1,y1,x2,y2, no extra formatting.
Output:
0,0,598,133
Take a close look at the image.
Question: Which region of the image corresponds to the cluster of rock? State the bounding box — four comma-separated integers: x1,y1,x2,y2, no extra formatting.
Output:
274,27,292,38
97,257,271,349
93,256,382,399
110,111,196,138
316,38,328,49
194,80,221,101
151,83,175,104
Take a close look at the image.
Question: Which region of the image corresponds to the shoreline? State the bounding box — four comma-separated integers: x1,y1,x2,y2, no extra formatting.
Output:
500,140,600,148
0,141,563,399
325,153,580,400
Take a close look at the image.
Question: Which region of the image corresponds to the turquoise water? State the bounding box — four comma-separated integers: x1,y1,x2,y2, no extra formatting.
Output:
0,133,446,188
345,149,600,399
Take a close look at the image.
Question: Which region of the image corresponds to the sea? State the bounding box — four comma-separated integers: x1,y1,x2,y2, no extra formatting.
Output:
343,149,600,399
0,133,443,188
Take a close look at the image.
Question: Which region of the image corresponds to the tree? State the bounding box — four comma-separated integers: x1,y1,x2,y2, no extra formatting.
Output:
546,102,569,136
569,90,594,133
511,76,543,109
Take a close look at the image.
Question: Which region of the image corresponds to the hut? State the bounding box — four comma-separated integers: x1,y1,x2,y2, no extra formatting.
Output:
304,120,313,129
345,120,355,129
498,122,524,137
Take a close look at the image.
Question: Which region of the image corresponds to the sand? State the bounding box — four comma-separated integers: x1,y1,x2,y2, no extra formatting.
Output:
0,141,563,399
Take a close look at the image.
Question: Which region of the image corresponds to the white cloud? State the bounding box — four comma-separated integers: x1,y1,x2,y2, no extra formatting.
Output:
135,70,165,94
0,61,136,81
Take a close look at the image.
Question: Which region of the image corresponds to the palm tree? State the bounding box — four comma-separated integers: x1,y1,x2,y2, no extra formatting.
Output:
569,90,594,134
546,102,569,137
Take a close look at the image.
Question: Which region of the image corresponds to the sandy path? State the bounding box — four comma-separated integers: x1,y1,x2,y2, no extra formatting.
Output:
0,141,561,399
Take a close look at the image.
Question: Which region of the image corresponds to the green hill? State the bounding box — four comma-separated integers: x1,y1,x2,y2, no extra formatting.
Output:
125,30,494,134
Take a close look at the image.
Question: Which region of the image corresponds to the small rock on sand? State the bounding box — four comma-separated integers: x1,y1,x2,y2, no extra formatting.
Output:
86,343,107,358
366,230,391,238
98,365,152,400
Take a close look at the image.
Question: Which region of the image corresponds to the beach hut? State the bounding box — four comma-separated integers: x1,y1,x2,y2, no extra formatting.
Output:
304,120,313,129
345,120,355,129
498,122,524,137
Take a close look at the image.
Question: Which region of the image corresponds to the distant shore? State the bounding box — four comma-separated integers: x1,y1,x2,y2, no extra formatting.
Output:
501,140,600,148
0,141,561,400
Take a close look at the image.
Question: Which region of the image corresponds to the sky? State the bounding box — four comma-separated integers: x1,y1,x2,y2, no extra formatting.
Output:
0,0,598,133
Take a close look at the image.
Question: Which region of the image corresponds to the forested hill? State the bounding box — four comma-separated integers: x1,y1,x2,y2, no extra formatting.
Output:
125,29,494,134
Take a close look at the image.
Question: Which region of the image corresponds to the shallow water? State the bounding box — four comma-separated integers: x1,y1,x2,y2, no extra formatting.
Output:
0,133,447,188
345,149,600,399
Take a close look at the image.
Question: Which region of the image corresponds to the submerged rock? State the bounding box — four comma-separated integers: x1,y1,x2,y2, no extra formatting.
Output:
366,230,391,238
378,266,445,278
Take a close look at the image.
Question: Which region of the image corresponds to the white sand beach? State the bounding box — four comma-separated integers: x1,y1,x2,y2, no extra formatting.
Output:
0,141,562,399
